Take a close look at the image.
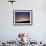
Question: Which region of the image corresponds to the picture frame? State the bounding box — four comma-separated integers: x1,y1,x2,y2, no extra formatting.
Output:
13,10,33,26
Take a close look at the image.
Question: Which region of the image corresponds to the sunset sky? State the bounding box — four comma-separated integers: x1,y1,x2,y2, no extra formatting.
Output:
15,12,30,22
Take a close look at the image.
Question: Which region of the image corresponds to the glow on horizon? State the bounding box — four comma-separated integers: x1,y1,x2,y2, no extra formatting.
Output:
16,15,30,22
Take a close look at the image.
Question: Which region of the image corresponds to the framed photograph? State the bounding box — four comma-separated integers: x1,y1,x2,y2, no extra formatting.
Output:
13,10,33,25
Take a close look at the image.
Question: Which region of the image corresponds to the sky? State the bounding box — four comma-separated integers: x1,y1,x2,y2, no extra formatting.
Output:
15,12,30,22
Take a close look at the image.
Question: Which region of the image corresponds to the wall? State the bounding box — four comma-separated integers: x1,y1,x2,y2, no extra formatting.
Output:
0,0,46,42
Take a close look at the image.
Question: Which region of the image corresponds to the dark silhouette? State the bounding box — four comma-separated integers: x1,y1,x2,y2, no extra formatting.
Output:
15,21,30,23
